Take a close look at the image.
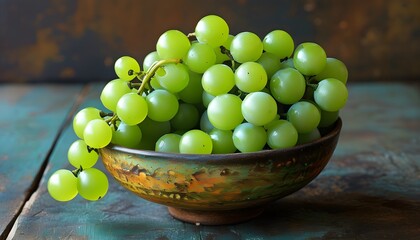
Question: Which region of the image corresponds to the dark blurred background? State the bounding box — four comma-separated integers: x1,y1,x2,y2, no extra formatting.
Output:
0,0,419,83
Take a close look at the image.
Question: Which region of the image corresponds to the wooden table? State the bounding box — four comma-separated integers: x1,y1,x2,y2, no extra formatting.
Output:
1,83,419,239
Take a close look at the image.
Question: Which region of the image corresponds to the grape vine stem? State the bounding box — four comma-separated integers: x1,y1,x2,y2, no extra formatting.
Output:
137,58,182,95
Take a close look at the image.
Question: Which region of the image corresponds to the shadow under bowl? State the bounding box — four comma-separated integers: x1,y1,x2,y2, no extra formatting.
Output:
99,118,342,225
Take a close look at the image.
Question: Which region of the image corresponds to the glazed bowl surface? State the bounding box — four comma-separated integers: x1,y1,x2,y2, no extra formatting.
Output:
100,118,342,225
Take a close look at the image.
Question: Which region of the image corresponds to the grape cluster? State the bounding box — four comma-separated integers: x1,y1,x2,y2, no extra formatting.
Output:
48,15,348,202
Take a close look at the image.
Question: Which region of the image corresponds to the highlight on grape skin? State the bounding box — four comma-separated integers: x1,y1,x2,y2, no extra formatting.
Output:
47,14,349,202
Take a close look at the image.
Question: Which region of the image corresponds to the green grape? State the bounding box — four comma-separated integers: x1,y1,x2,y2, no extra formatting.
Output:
183,42,216,73
209,129,236,154
155,133,181,153
263,30,294,59
156,30,191,59
266,120,298,149
200,110,214,133
202,91,215,108
207,94,244,130
214,34,234,64
287,101,321,133
202,64,235,96
100,79,132,112
297,128,321,145
256,52,282,79
68,139,98,169
314,57,348,84
178,70,203,104
179,129,213,154
83,119,112,148
195,15,229,48
293,42,327,76
170,103,199,131
77,168,108,201
319,109,339,128
47,169,78,202
73,107,101,139
146,89,179,122
138,117,171,150
230,32,263,63
111,122,142,148
314,78,348,111
114,56,140,81
142,51,160,71
116,93,148,125
234,61,267,93
155,63,189,93
270,68,306,104
241,91,277,126
279,58,294,69
233,123,267,153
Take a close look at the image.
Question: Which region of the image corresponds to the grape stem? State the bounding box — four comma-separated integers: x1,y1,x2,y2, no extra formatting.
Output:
137,58,182,95
220,46,236,70
305,76,318,89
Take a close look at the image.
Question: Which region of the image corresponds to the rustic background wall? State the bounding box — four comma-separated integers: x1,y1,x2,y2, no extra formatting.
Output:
0,0,419,83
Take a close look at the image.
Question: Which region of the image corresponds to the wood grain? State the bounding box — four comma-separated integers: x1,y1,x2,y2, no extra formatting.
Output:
5,83,419,239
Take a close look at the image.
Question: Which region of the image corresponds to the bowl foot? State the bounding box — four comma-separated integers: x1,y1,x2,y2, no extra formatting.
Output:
167,206,265,225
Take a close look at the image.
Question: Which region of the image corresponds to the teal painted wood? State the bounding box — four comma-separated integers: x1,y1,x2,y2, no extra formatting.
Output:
8,83,420,239
0,84,83,238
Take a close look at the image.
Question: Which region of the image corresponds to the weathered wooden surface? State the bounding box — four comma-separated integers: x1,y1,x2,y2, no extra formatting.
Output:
1,0,419,83
1,82,419,239
0,84,83,239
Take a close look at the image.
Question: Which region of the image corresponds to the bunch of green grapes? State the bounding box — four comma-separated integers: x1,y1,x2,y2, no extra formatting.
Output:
48,15,348,202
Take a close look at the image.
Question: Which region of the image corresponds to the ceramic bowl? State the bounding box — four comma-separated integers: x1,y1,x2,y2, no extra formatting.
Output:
99,118,342,225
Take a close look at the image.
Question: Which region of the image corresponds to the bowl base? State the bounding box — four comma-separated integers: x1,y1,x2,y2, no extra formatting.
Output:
167,206,265,225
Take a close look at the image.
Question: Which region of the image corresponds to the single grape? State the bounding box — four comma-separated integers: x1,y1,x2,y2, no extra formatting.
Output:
195,15,229,48
155,133,182,153
287,101,321,133
138,117,171,150
202,91,215,108
232,123,267,153
77,168,108,201
230,32,263,63
116,93,148,125
241,91,277,126
209,129,236,154
114,56,140,81
179,130,213,154
142,51,160,71
83,119,113,148
319,109,339,128
314,78,348,112
279,58,295,69
155,63,189,93
207,94,244,130
293,42,327,76
263,30,294,59
200,110,214,133
156,30,191,59
111,122,142,148
47,169,78,202
73,107,101,139
266,120,298,149
183,42,216,73
257,52,282,79
234,61,267,93
170,103,199,131
270,68,306,104
202,64,235,96
146,89,179,122
314,57,348,84
100,79,132,112
68,139,98,169
297,128,321,145
178,70,204,104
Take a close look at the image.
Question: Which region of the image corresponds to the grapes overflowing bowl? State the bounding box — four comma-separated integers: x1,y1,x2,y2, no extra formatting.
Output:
48,15,347,225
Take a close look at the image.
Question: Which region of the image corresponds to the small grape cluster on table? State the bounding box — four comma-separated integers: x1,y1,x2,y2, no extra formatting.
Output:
48,15,348,202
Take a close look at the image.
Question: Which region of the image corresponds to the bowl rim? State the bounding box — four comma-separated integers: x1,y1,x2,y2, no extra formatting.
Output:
104,118,342,162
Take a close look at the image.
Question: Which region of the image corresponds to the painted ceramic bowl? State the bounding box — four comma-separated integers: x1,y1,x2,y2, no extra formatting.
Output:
100,118,342,225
